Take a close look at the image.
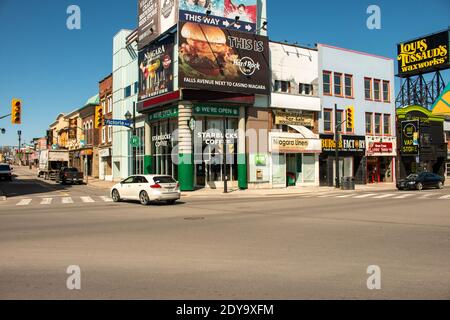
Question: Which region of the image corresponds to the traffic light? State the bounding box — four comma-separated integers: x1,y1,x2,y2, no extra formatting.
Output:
11,98,22,125
346,106,354,131
95,105,103,129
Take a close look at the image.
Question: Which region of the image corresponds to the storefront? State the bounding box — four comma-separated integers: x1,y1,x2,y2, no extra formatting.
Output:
366,136,397,183
269,132,321,188
99,147,112,181
319,135,366,186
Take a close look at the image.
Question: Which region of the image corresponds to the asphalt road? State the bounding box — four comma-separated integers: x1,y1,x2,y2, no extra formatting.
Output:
1,167,449,299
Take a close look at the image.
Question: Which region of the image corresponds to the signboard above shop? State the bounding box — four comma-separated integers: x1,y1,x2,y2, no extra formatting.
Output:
400,120,420,156
320,134,366,155
269,132,322,154
179,0,258,34
366,136,397,157
274,110,315,127
178,21,270,95
148,107,178,121
193,104,239,117
397,29,450,78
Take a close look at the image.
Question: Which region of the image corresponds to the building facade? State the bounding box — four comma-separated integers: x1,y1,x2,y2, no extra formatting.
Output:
318,44,397,186
99,74,114,181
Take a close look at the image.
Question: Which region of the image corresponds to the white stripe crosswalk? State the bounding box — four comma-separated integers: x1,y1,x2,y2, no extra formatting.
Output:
62,197,74,204
12,196,113,206
81,196,95,203
16,199,32,206
40,198,53,205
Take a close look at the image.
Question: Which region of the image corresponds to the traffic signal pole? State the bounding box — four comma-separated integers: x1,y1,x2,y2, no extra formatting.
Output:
334,105,353,189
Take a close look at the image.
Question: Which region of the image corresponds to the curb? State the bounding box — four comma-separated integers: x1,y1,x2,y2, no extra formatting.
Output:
0,188,6,201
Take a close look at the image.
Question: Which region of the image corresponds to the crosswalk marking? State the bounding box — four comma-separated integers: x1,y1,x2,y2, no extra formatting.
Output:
353,193,377,199
100,196,113,202
62,197,74,204
318,193,341,198
419,193,434,199
373,194,396,199
394,194,414,199
40,198,52,205
16,199,32,206
81,196,95,203
438,195,450,200
336,194,354,198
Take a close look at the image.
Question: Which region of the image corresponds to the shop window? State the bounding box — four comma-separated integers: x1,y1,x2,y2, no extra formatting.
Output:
274,80,291,93
299,83,313,96
323,71,332,95
344,74,353,98
334,73,343,96
374,113,382,135
124,85,131,98
374,79,381,101
365,113,373,134
383,81,390,102
364,77,372,100
446,163,450,177
303,154,316,183
324,109,333,133
383,114,391,135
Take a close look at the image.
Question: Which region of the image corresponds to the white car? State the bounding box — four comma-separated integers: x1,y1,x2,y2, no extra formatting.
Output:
111,175,181,205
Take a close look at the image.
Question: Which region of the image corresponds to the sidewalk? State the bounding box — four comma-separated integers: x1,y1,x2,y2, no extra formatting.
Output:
181,183,398,198
85,177,116,189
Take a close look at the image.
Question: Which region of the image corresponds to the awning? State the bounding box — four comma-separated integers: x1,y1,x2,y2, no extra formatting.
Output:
288,125,319,139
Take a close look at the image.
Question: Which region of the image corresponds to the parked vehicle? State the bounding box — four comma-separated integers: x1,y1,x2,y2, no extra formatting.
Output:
397,172,445,191
111,175,181,205
55,167,84,185
37,150,69,180
0,163,13,181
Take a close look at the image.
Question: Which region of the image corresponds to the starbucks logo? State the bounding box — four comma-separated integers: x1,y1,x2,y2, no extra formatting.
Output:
161,0,174,18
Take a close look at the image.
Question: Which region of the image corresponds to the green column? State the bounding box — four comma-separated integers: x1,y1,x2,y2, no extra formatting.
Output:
144,155,153,175
178,153,194,191
238,153,248,190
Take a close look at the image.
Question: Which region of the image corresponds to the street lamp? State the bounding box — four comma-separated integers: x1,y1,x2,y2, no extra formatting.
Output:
124,103,136,175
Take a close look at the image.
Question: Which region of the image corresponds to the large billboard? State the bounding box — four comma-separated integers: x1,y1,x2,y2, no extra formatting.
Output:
138,0,178,50
397,30,449,78
178,21,270,95
179,0,257,33
138,35,175,101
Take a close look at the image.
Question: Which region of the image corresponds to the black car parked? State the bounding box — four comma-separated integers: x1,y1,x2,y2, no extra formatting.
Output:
397,172,445,191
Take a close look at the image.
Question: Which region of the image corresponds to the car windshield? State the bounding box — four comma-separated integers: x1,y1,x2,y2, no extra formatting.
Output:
0,165,10,171
153,176,176,184
406,174,419,180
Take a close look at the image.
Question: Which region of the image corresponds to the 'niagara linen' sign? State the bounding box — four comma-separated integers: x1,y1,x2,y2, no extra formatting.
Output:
397,29,449,77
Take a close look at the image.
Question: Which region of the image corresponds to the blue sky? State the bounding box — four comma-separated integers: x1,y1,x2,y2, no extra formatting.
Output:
0,0,449,146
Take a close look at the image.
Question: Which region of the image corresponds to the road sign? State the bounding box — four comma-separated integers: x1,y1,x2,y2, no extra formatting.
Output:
130,136,141,147
104,119,132,127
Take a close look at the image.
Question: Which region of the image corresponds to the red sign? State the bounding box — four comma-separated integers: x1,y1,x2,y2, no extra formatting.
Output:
368,142,393,154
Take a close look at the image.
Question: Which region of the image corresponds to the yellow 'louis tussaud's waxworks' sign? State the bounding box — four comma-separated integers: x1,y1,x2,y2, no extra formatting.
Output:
397,29,449,77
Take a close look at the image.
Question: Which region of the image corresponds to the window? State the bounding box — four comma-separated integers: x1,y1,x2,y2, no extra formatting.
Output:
324,109,333,133
134,82,139,94
274,80,291,93
108,126,112,142
299,83,313,95
383,81,390,102
383,114,391,135
336,110,344,133
344,74,353,98
323,71,332,95
124,85,131,98
365,113,373,134
334,73,343,96
374,113,382,135
364,78,372,100
374,79,381,101
102,126,106,144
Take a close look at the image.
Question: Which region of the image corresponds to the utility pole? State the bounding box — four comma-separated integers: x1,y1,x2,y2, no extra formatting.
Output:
133,102,137,175
18,130,22,166
334,105,340,189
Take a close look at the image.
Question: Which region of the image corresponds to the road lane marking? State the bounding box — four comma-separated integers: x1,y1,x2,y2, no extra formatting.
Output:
394,194,414,199
62,197,74,204
335,194,355,198
40,198,53,205
373,194,396,199
81,196,95,203
438,195,450,200
100,196,113,202
318,193,342,198
16,199,32,206
353,193,377,199
419,193,434,199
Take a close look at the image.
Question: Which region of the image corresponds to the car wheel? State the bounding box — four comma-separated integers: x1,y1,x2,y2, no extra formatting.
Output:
416,182,423,191
166,200,176,205
437,182,444,189
140,191,150,206
112,189,121,202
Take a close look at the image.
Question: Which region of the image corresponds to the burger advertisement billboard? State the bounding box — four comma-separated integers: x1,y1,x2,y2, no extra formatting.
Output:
179,0,258,33
138,35,175,101
397,30,449,77
178,21,270,95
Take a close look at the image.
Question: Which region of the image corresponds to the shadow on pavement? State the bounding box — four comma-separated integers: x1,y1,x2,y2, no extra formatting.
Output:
0,177,77,198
